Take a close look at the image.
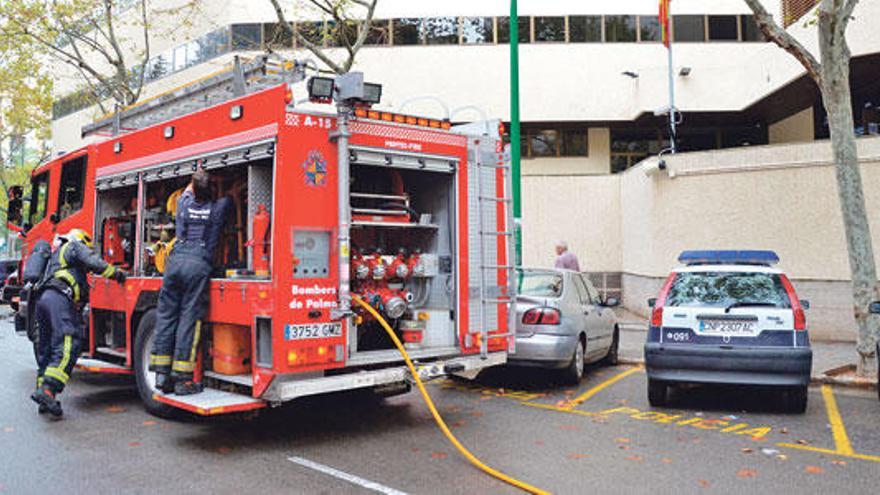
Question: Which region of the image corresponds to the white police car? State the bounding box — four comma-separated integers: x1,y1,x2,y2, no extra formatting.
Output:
644,251,813,413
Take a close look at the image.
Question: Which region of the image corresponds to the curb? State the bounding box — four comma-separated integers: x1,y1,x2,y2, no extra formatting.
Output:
617,356,878,389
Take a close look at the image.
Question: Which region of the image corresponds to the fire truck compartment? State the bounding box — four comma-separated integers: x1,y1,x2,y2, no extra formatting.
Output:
349,164,458,357
95,153,274,279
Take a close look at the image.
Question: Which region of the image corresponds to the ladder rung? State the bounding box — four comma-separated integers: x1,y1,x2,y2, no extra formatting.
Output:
480,231,513,236
483,298,513,304
486,165,511,169
479,196,512,203
482,265,514,270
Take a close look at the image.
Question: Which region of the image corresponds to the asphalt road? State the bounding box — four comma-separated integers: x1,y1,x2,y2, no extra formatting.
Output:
2,309,880,494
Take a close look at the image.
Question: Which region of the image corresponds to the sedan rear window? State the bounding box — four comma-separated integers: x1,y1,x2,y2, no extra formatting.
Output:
666,271,791,308
517,271,563,298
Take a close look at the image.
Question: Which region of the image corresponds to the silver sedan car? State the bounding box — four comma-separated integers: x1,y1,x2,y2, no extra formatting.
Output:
508,268,620,383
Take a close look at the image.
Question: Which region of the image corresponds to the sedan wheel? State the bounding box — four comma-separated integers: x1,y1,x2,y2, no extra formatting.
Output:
562,339,585,384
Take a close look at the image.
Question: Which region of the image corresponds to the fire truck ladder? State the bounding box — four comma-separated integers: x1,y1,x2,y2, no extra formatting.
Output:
81,55,305,138
475,145,517,359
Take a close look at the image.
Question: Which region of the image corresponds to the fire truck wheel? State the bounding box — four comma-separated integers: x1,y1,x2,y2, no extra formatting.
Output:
133,309,178,419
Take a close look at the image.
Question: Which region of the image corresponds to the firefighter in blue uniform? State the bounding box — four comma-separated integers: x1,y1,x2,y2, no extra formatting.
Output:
31,229,127,417
150,169,231,395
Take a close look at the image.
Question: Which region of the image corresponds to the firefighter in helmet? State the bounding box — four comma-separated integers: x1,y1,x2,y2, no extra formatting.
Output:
31,228,128,417
150,169,231,395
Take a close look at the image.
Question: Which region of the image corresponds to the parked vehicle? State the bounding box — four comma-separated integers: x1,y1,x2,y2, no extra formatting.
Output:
509,268,619,383
871,300,880,401
5,57,513,418
644,250,813,413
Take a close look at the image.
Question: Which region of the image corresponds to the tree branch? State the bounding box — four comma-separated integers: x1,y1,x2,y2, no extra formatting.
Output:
743,0,823,84
268,0,345,74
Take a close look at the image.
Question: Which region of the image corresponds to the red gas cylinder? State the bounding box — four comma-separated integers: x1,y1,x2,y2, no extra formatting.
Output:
252,204,270,277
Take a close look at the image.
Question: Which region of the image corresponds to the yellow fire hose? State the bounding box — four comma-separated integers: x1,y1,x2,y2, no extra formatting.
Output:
352,295,550,495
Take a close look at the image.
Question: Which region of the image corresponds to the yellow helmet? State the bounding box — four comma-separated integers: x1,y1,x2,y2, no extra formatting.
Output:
66,228,93,248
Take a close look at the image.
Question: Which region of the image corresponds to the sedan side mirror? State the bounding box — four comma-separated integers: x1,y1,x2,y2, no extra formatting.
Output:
870,301,880,315
800,300,811,310
604,297,620,308
647,298,657,308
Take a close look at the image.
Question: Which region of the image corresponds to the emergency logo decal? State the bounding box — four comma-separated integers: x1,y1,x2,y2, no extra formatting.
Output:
301,150,328,187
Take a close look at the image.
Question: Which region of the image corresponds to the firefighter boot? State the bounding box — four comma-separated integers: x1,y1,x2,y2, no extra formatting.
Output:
155,373,176,394
173,380,203,396
30,386,63,418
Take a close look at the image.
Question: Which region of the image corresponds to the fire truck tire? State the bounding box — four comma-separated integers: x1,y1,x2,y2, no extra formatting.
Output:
133,309,178,419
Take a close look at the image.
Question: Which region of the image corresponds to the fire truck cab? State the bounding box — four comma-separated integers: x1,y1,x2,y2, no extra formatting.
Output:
15,58,514,417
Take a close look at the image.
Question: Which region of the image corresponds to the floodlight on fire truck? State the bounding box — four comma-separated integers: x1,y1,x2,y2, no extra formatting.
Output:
307,76,335,102
362,83,382,105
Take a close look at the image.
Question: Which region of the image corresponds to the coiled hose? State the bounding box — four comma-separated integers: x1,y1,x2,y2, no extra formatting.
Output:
352,295,550,495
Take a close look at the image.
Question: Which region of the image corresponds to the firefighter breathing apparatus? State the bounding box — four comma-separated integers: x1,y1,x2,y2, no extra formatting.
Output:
352,295,549,495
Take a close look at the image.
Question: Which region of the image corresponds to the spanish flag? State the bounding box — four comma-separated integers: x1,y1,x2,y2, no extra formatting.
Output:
659,0,671,47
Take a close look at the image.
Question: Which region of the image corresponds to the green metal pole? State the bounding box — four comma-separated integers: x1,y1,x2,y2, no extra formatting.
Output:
510,0,522,267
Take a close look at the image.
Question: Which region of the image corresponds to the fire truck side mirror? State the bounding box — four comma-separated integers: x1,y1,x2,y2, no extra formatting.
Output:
6,185,23,228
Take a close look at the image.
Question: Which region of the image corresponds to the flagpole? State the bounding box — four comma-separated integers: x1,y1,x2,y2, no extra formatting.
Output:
667,40,676,153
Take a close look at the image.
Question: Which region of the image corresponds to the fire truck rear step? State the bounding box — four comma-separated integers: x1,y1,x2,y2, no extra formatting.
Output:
76,357,134,375
153,389,265,416
203,371,254,387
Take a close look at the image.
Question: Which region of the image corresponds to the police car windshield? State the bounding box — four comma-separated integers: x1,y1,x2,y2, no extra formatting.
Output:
666,271,790,309
517,271,563,298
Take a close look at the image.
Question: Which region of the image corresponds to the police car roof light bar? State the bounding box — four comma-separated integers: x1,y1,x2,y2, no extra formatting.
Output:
678,250,780,266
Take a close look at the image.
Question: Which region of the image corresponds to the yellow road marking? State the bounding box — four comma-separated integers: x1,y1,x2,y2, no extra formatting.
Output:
521,402,601,418
821,384,855,455
565,366,643,410
777,443,880,463
774,385,880,464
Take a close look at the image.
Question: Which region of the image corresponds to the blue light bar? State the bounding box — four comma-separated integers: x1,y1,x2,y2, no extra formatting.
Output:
678,250,780,266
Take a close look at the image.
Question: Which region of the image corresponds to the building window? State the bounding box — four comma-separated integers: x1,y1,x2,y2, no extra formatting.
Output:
561,130,588,156
365,19,390,45
534,16,565,42
639,16,661,42
497,16,531,44
393,18,421,45
529,130,560,157
568,16,602,42
740,15,764,41
58,156,87,220
231,23,261,50
708,15,738,41
673,15,705,42
462,17,493,44
198,27,230,61
263,23,293,49
423,17,459,45
605,16,637,42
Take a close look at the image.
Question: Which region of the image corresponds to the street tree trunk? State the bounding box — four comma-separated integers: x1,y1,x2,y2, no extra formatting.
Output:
817,15,880,374
744,0,879,375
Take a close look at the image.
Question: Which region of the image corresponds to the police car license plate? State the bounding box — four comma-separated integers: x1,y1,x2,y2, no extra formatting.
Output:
285,323,342,340
699,320,757,336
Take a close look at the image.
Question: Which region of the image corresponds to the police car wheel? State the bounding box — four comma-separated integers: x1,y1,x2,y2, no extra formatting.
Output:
787,386,808,414
562,339,585,385
647,379,668,407
133,309,178,419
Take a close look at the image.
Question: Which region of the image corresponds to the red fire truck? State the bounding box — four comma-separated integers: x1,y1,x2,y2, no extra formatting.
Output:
11,57,514,417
